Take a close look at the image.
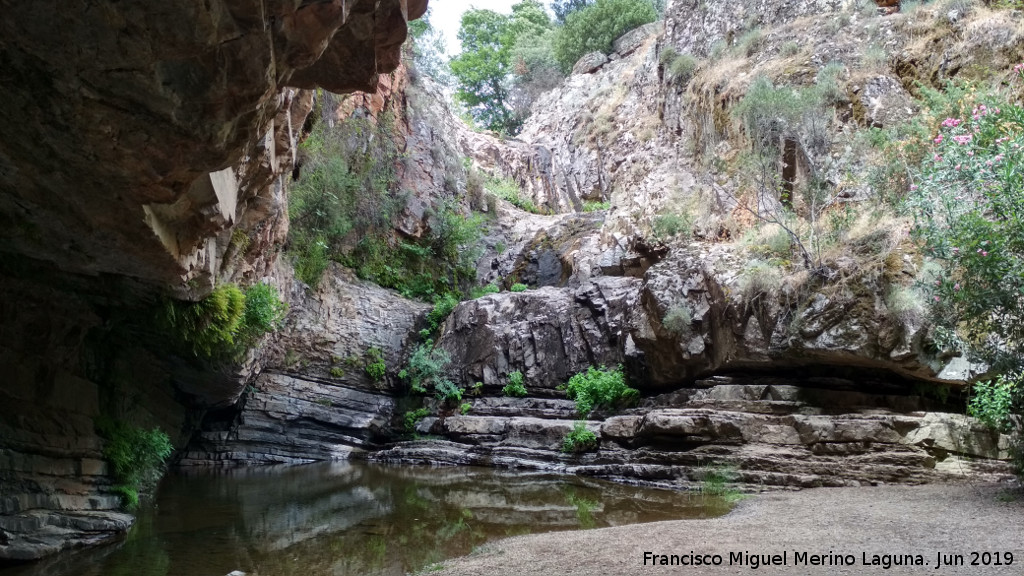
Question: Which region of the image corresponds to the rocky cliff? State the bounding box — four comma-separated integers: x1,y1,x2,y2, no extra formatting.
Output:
0,0,427,562
3,0,1022,564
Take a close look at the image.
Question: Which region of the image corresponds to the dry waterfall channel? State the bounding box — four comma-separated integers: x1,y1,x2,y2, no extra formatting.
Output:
0,0,1022,573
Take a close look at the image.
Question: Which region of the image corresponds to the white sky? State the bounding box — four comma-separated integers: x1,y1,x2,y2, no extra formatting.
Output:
427,0,526,56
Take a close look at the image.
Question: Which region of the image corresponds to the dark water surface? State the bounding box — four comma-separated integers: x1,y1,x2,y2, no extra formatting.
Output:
4,462,731,576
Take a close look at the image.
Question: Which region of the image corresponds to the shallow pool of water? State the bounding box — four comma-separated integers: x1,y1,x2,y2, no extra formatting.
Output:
3,462,731,576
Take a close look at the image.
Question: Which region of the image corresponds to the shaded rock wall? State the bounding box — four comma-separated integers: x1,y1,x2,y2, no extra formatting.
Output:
0,0,428,561
0,0,425,296
182,265,429,466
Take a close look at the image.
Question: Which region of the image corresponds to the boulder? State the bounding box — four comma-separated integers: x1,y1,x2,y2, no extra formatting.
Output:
572,51,609,75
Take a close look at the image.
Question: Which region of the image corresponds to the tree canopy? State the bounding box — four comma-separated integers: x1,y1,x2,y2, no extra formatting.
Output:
553,0,658,72
450,0,552,135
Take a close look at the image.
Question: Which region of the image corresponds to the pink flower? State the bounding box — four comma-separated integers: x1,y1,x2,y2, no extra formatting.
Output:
934,134,944,144
952,134,972,145
1015,63,1024,75
934,154,942,162
954,283,960,291
934,296,940,302
941,117,961,128
910,185,918,191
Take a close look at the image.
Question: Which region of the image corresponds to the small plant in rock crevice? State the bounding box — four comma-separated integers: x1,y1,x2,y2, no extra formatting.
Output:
502,371,528,397
95,418,173,510
365,347,387,382
561,365,638,416
561,421,598,453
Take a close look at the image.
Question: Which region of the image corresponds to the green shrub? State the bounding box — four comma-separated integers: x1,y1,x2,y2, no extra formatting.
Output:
667,52,698,86
734,28,763,57
562,365,638,416
470,283,500,298
288,113,483,299
503,371,528,397
561,421,598,453
487,175,543,213
553,0,659,73
510,283,529,292
365,347,387,382
653,212,692,239
427,293,460,332
460,402,473,415
884,286,925,325
583,200,611,212
435,379,465,402
663,305,692,336
780,41,800,57
164,284,246,358
239,283,288,344
95,418,173,510
968,374,1019,433
400,340,451,395
403,407,431,433
329,367,345,378
738,260,783,301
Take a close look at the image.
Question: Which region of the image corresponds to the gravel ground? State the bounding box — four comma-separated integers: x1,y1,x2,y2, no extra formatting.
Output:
432,483,1024,576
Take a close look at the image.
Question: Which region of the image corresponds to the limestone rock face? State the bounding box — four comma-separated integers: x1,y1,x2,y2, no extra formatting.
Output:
373,376,1014,488
0,0,425,296
182,265,429,465
436,278,639,391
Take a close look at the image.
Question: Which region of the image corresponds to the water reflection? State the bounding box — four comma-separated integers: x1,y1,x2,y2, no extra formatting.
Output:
1,463,731,576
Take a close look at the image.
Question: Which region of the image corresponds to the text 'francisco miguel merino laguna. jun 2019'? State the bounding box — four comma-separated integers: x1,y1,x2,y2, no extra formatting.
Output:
642,550,1015,570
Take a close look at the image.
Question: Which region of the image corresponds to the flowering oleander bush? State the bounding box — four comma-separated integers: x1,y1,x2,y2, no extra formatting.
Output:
908,67,1024,357
907,66,1024,469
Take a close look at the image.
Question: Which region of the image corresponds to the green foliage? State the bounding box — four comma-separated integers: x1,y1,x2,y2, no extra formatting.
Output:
502,371,528,397
561,421,598,453
289,114,484,299
407,8,451,85
510,283,529,292
487,175,543,213
427,293,459,332
665,51,698,87
885,285,925,325
907,77,1024,365
470,283,501,299
401,339,452,396
365,347,387,382
738,260,783,301
164,282,287,360
583,200,611,212
732,76,828,156
450,1,552,134
653,212,692,239
329,366,345,378
968,374,1019,433
404,407,432,433
904,68,1024,468
460,402,473,415
239,283,288,344
562,365,638,416
435,379,465,402
553,0,659,73
663,305,693,336
552,0,593,23
699,466,746,503
95,418,173,510
164,284,246,359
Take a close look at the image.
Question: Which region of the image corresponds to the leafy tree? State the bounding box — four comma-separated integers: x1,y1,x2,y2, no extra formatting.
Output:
552,0,659,73
450,0,552,134
407,7,451,85
552,0,593,23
